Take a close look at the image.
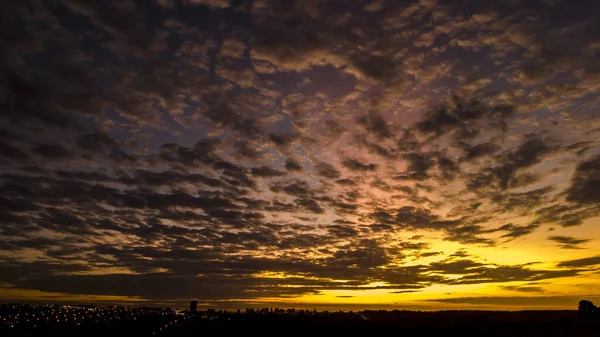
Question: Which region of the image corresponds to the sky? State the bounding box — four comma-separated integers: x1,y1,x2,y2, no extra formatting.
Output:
1,0,600,311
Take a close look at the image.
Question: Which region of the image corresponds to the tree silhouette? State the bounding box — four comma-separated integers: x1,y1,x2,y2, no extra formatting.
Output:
578,300,599,322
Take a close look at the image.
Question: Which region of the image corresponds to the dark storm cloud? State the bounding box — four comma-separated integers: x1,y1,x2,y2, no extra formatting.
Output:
548,236,590,249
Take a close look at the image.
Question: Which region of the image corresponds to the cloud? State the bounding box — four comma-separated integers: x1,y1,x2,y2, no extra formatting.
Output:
390,290,420,294
12,273,322,300
358,112,392,139
535,203,600,227
498,223,539,241
557,255,600,268
467,136,555,191
403,153,434,181
250,165,287,177
1,0,600,307
33,144,74,160
399,242,430,250
428,259,486,275
188,0,230,9
566,155,600,204
500,285,545,293
234,140,261,159
426,296,600,307
342,158,378,171
157,139,221,166
294,198,325,214
548,236,590,249
394,206,459,230
349,54,398,82
284,158,303,171
271,181,313,197
465,142,501,160
444,224,496,245
314,162,341,179
0,141,30,163
416,98,514,138
449,264,581,285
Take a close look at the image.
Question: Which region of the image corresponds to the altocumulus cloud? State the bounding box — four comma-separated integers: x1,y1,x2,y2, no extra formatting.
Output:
0,0,600,308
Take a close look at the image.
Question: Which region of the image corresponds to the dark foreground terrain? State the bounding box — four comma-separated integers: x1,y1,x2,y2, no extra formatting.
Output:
2,304,599,336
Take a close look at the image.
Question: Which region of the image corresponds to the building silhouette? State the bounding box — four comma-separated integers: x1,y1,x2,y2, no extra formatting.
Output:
190,300,197,314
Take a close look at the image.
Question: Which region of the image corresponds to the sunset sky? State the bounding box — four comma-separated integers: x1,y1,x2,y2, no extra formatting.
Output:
1,0,600,311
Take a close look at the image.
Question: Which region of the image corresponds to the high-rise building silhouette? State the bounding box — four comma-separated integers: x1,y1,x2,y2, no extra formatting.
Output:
190,300,197,314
